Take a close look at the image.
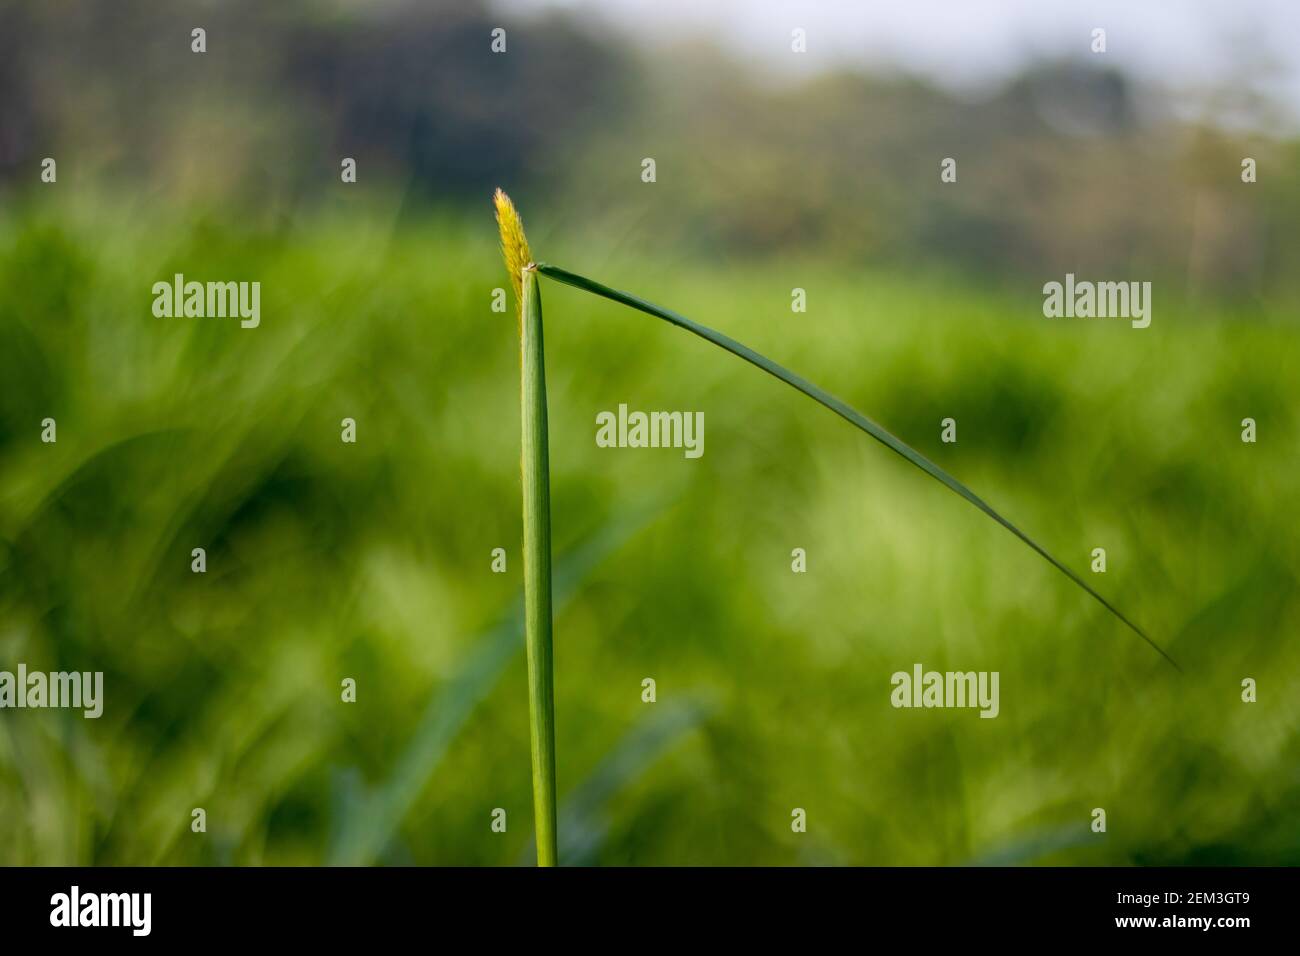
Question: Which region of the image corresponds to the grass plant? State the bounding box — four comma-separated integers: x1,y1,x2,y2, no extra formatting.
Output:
494,188,1179,865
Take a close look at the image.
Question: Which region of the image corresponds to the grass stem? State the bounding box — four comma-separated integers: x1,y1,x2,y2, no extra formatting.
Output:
520,265,559,865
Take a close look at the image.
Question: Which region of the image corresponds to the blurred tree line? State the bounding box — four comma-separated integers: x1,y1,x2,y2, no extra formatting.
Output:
2,0,1297,298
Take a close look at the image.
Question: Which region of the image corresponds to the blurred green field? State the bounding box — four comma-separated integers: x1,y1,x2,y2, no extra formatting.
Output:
0,196,1297,865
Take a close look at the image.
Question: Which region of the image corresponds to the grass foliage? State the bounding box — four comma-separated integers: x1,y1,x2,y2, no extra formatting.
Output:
0,197,1296,864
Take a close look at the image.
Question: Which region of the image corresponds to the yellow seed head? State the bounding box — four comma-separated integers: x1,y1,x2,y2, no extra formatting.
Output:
493,188,533,307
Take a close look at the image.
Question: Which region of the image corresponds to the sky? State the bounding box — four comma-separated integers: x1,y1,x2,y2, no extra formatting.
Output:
494,0,1300,129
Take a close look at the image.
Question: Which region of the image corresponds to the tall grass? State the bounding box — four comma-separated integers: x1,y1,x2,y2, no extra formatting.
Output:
2,199,1293,864
496,191,558,865
495,188,1181,864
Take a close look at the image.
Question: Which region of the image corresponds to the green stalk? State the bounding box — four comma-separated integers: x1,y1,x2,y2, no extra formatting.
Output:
537,262,1180,672
519,265,558,865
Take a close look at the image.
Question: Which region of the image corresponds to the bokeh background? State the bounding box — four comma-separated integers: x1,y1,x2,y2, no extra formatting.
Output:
0,0,1297,865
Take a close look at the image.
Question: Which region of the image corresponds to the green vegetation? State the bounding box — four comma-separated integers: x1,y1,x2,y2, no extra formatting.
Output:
0,196,1295,865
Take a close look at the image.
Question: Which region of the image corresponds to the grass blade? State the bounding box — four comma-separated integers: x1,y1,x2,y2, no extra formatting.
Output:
536,262,1179,672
